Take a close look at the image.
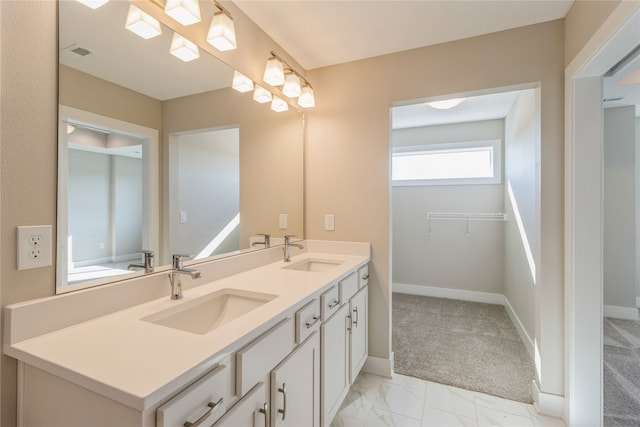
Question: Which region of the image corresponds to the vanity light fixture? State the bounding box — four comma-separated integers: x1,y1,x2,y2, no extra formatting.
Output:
125,4,162,40
263,56,285,86
282,73,301,98
232,71,254,93
207,9,237,51
253,85,273,103
297,85,316,108
164,0,201,26
76,0,109,9
426,98,466,110
170,32,199,62
263,51,315,108
271,96,289,112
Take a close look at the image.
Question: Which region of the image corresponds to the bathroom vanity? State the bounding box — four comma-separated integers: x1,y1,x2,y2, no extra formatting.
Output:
4,241,370,427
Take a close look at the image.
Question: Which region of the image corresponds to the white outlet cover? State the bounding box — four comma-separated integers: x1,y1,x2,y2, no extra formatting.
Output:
17,225,52,270
279,213,288,229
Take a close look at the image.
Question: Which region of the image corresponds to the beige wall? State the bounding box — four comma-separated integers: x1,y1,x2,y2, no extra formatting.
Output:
564,0,623,67
306,20,565,394
1,2,58,425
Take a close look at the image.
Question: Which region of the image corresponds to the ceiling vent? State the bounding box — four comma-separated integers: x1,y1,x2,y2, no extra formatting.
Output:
60,44,93,60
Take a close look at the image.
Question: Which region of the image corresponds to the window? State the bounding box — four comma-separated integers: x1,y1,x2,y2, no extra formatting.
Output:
392,139,502,186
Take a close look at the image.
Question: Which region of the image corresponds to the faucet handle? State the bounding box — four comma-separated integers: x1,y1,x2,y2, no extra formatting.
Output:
284,235,297,243
137,250,155,273
137,249,154,256
172,254,191,269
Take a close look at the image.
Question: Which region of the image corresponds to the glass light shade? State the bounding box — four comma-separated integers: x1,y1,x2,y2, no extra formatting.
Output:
66,124,76,134
76,0,109,9
426,98,466,110
170,33,199,62
282,74,301,98
164,0,201,26
253,85,272,103
297,86,316,108
207,11,237,52
271,96,289,112
232,71,254,93
263,57,285,86
125,5,162,40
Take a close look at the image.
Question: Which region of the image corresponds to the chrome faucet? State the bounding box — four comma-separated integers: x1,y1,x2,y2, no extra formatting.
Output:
283,235,304,262
128,250,154,273
168,254,201,300
251,233,271,248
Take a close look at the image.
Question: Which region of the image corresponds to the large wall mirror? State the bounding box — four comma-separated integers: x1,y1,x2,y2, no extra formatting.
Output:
57,0,304,293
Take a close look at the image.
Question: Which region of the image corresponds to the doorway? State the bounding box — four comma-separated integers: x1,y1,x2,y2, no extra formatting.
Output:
566,4,640,425
390,86,541,403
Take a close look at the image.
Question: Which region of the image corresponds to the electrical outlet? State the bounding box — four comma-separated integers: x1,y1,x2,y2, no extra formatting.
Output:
17,225,52,270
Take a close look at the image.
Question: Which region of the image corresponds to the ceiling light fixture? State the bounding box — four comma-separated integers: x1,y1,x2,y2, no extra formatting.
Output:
282,73,301,98
253,85,273,103
67,124,76,134
263,56,285,86
271,96,289,112
76,0,109,9
170,32,199,62
164,0,201,26
298,85,316,108
125,4,162,39
426,98,466,110
232,71,254,93
207,9,237,51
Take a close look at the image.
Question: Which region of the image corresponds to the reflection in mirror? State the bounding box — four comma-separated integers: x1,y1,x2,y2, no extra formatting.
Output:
57,0,304,293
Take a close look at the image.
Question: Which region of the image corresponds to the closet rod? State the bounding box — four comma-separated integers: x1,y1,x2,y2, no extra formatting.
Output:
426,212,507,221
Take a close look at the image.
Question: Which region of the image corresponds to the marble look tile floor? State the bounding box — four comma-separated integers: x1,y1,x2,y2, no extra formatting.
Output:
331,372,566,427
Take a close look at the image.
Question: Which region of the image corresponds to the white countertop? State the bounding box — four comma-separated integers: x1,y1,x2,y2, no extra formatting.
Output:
5,245,369,412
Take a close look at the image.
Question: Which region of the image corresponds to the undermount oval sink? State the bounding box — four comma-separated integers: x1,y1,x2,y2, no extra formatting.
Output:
282,258,344,272
142,289,277,335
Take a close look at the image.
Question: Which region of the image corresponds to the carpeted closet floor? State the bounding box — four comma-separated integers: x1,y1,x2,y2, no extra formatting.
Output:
392,293,535,404
603,316,640,426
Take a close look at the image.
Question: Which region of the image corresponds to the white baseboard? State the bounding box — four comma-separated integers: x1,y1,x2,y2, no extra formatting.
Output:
532,380,565,419
363,354,394,378
393,283,503,305
503,296,534,360
603,305,639,320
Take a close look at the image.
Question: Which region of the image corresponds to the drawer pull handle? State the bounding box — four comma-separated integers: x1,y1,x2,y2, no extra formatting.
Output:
259,402,269,425
183,397,223,427
278,383,287,420
328,299,340,309
361,274,369,280
353,307,359,327
305,316,320,329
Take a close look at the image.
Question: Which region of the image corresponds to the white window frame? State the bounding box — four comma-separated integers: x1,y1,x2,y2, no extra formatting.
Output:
391,139,502,186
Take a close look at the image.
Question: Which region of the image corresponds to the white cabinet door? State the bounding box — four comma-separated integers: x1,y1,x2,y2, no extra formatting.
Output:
214,382,268,427
271,332,320,427
320,303,350,427
349,285,368,383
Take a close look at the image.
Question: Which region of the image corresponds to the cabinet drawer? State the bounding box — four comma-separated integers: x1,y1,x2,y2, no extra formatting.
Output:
320,286,340,321
212,382,268,427
236,317,294,396
296,298,321,343
339,272,358,303
157,362,229,427
357,264,369,288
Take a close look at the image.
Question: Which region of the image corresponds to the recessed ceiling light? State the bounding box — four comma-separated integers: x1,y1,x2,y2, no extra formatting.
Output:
426,98,466,110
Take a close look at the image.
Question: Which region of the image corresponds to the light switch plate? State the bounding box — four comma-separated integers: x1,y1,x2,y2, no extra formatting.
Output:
325,214,335,231
17,225,52,270
180,211,188,224
279,213,288,229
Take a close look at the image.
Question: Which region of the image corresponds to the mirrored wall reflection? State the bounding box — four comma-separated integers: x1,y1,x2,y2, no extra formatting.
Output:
57,1,304,292
65,125,144,284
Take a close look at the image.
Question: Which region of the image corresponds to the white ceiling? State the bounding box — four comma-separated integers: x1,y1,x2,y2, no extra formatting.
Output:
60,0,233,101
392,91,522,129
233,0,575,70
